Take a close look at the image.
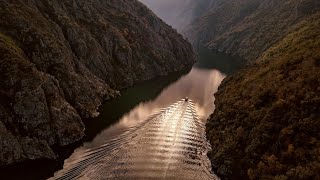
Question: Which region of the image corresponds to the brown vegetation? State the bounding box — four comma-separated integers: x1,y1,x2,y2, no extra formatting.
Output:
185,0,320,62
206,11,320,180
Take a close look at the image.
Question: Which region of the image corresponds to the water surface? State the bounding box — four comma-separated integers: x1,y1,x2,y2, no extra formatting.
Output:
52,99,217,179
51,49,244,179
0,48,243,180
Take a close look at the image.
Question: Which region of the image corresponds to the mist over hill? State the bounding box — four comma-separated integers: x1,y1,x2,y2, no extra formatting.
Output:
139,0,215,32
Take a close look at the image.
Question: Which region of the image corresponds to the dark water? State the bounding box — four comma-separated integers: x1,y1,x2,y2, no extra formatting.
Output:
84,69,190,142
84,47,244,144
51,48,244,179
0,48,244,180
195,47,244,74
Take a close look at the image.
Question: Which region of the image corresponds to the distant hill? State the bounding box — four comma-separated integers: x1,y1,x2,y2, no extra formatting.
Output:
185,0,320,61
139,0,216,33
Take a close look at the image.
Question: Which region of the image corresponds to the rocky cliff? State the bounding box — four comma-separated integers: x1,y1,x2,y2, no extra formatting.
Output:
0,0,195,166
204,1,320,179
185,0,320,61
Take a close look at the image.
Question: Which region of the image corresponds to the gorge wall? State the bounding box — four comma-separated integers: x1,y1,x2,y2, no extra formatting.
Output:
185,0,320,61
200,0,320,179
0,0,195,166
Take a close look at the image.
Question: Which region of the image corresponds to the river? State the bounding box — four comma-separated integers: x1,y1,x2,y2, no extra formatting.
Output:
50,48,244,179
1,48,244,180
84,47,244,144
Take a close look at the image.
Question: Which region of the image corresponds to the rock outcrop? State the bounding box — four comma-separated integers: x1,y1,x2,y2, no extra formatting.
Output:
205,4,320,180
0,0,195,166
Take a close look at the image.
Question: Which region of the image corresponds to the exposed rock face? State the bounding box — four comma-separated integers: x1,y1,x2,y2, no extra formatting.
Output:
206,8,320,180
0,0,195,166
185,0,320,61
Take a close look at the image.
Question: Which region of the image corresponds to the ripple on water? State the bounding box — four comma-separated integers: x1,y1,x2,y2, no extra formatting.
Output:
50,99,218,180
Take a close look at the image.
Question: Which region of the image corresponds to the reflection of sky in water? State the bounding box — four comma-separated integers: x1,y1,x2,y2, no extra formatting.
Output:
56,99,218,179
76,68,225,150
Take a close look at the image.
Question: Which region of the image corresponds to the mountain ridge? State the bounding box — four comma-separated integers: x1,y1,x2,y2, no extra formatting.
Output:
185,0,320,62
0,0,195,166
204,2,320,179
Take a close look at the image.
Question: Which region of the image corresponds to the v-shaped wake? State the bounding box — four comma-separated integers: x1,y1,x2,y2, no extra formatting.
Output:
50,99,218,180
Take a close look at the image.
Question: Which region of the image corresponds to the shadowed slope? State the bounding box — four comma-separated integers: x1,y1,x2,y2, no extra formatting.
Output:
0,0,195,166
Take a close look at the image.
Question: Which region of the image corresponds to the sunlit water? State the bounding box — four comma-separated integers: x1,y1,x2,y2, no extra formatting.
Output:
51,99,218,179
50,49,244,179
50,68,224,179
85,68,225,148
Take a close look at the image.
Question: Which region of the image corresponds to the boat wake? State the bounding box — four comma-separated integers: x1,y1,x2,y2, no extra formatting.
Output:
50,99,218,180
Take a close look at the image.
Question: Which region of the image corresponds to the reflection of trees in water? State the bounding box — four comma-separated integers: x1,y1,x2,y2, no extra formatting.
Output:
83,67,224,150
195,46,245,75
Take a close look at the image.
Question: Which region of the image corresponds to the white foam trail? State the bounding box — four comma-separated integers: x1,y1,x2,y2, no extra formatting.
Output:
50,99,218,180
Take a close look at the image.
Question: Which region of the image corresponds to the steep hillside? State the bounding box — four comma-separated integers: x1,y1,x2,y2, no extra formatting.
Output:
206,12,320,180
186,0,320,61
0,0,195,166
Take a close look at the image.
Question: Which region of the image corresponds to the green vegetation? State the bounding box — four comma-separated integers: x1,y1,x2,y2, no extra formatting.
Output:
0,32,23,54
206,13,320,180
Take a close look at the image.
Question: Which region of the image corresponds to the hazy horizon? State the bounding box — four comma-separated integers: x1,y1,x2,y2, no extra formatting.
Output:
139,0,194,31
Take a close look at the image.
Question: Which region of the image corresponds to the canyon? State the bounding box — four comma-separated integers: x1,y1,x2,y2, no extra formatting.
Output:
0,0,319,179
0,0,194,166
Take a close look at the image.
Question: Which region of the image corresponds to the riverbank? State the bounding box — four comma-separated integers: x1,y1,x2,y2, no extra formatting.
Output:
0,67,191,180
